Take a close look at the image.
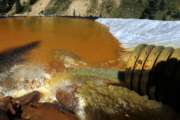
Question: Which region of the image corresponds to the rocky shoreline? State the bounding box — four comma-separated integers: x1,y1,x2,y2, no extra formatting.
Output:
0,0,179,20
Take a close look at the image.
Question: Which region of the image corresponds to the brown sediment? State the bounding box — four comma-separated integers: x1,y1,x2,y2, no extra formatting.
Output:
0,91,41,120
0,17,124,68
56,86,78,113
12,91,41,106
21,103,78,120
0,17,130,120
0,91,78,120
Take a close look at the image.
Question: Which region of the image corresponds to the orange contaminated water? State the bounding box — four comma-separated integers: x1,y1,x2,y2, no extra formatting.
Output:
0,17,122,66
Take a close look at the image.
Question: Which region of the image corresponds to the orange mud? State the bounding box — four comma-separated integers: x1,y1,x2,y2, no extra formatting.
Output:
22,103,78,120
0,17,123,68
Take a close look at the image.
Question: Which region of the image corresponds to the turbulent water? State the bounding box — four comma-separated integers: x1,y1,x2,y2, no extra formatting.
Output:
0,17,180,103
97,18,180,48
0,17,123,101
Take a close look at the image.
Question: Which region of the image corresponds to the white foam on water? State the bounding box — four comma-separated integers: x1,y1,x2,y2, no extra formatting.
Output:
0,63,56,101
96,18,180,48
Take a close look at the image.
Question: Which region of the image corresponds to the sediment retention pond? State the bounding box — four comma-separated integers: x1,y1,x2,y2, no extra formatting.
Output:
0,17,122,66
0,17,179,120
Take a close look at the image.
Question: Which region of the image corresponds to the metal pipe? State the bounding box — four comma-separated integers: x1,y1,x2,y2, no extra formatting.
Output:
125,44,180,111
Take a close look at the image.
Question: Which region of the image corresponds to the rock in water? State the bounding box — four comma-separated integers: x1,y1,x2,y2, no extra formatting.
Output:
52,49,87,68
21,103,78,120
56,80,178,120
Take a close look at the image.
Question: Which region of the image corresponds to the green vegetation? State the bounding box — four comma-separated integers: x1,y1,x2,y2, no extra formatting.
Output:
15,0,25,13
87,0,180,20
87,0,148,18
87,0,98,16
94,0,179,20
44,0,72,15
100,0,115,17
0,0,179,20
140,0,180,20
2,0,39,15
29,0,38,5
109,0,148,18
0,0,16,14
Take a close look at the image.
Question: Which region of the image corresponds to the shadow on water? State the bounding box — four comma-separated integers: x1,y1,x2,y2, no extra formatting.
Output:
118,58,180,112
0,41,40,72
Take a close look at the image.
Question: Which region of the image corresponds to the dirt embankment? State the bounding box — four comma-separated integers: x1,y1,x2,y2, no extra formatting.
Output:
0,0,180,20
